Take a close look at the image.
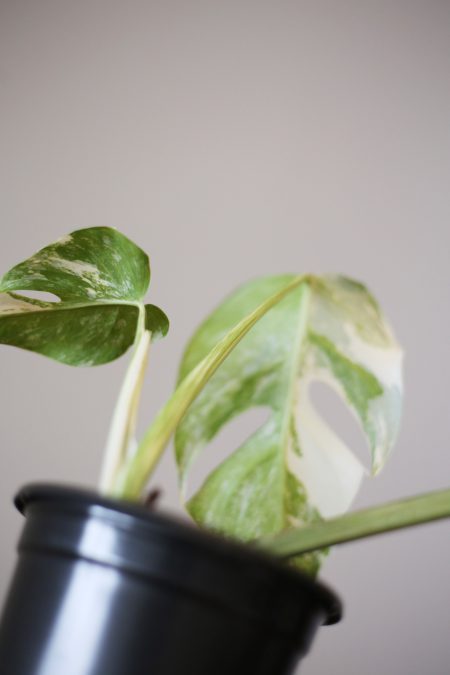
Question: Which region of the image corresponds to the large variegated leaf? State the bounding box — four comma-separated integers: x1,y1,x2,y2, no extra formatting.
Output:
175,275,403,574
0,227,168,366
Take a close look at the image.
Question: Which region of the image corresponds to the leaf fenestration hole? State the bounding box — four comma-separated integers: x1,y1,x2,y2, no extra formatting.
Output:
15,290,61,303
309,381,370,471
185,406,271,501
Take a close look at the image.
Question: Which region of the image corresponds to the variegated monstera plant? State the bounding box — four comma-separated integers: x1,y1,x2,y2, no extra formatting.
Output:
1,227,448,575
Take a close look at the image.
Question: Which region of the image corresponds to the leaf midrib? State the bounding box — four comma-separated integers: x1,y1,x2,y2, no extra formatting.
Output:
278,280,312,527
0,293,144,315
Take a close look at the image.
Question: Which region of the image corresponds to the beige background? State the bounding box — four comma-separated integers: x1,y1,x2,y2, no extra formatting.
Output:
1,1,449,673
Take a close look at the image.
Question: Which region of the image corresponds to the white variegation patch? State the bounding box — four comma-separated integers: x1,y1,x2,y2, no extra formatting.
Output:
307,278,403,471
343,322,403,389
0,293,45,315
288,375,366,519
56,234,73,245
46,256,100,277
45,255,114,289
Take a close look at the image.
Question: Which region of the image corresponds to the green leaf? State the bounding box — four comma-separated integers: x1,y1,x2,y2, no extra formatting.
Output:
0,227,168,366
174,275,403,574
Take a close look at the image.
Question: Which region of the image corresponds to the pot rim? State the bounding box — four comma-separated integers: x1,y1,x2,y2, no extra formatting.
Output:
15,482,342,628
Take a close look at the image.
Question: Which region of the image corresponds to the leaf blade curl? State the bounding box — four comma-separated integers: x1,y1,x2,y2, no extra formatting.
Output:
113,276,308,499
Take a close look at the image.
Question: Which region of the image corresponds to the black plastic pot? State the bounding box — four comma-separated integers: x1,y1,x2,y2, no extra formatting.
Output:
0,484,341,675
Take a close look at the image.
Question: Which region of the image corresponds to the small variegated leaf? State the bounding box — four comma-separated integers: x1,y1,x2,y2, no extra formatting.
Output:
0,227,168,366
175,275,403,574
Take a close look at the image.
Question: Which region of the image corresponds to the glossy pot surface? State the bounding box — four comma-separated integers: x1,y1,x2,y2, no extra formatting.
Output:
0,484,342,675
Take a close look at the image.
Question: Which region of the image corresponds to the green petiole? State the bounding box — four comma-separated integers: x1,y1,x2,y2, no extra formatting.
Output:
259,488,450,557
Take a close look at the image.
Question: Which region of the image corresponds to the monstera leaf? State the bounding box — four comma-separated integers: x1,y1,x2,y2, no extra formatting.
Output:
174,275,403,574
0,227,168,366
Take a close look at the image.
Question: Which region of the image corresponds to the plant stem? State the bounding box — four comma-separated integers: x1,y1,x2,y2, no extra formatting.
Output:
258,488,450,557
113,276,309,500
99,305,151,493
